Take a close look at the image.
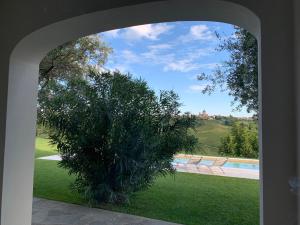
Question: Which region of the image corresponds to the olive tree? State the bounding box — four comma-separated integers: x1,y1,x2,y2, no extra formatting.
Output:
198,27,258,114
37,35,112,134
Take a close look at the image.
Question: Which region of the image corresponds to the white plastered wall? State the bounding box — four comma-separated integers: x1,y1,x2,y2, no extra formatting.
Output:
0,0,298,224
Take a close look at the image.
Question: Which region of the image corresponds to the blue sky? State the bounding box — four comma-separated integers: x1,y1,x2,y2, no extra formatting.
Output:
99,21,252,117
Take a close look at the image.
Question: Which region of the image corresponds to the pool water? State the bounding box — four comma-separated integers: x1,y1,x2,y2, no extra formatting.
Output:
198,159,214,166
172,158,189,164
222,162,259,170
172,158,259,171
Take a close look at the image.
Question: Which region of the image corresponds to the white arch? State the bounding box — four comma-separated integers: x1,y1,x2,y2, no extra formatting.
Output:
2,0,298,225
11,0,260,64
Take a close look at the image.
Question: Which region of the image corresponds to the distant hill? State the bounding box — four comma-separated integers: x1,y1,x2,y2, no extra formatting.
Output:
37,118,255,157
189,120,231,156
187,118,257,156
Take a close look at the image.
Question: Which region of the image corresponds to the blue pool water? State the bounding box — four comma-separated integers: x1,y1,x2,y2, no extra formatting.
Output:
172,158,189,164
198,159,214,166
172,158,259,171
223,162,259,170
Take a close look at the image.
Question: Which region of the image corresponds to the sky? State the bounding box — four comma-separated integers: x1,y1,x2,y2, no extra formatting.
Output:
99,21,252,117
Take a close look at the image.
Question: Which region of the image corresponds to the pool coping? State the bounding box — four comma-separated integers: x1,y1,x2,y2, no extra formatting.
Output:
175,154,259,164
173,154,259,180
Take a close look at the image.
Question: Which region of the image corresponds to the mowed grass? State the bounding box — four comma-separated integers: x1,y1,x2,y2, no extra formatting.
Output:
35,137,57,158
190,120,231,156
34,138,259,225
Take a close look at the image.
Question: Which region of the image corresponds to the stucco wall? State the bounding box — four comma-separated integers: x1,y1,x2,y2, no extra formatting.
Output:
0,0,298,224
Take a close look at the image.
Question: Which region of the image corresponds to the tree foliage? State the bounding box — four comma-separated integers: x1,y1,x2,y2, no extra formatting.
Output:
38,35,112,126
219,122,258,158
198,27,258,113
38,70,197,204
39,35,112,89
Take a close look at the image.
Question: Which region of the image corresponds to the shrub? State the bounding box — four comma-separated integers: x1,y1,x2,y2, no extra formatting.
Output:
39,70,197,204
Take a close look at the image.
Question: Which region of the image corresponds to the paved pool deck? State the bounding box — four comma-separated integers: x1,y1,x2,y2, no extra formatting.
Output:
38,154,259,180
32,198,181,225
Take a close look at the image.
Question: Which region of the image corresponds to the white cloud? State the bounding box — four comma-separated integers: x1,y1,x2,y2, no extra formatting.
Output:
105,25,217,74
110,64,130,74
200,63,220,70
164,60,199,72
188,84,207,93
140,43,214,73
103,23,217,74
121,50,140,63
148,43,173,50
115,24,173,41
105,49,141,73
110,46,217,74
137,44,216,73
180,25,216,42
185,47,214,59
104,29,120,38
163,61,219,73
102,24,173,41
190,25,214,40
142,50,174,65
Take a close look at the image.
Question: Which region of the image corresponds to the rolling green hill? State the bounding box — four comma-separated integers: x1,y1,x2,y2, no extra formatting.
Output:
189,120,231,156
36,119,255,157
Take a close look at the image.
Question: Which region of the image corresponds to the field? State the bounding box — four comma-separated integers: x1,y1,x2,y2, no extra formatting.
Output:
189,120,231,156
36,119,233,157
33,137,259,225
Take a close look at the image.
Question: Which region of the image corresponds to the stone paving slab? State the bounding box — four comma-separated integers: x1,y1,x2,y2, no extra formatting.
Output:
32,198,181,225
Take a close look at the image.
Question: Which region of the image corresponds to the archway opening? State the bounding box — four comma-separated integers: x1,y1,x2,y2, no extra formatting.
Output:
33,21,260,225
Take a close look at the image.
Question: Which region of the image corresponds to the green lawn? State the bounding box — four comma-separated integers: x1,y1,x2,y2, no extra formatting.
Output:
34,137,259,225
190,120,231,156
35,137,57,158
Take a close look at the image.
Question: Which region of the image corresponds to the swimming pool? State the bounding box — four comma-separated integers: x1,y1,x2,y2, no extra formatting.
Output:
172,158,189,164
222,162,259,170
198,159,214,166
172,158,259,171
